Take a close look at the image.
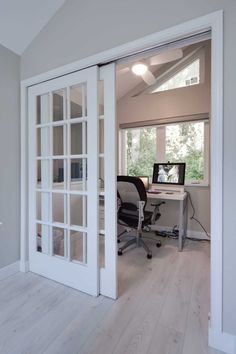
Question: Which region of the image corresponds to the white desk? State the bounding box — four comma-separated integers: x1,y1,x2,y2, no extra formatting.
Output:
147,190,188,251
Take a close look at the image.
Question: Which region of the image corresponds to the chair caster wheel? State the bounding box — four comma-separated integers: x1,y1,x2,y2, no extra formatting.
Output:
118,249,123,256
156,241,162,248
147,253,152,259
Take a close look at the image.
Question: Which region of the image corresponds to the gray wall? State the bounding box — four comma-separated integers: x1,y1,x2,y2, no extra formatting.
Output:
0,44,20,268
20,0,236,335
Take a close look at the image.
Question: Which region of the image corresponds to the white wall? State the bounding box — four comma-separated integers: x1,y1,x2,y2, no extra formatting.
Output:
144,187,210,234
20,0,236,335
0,44,20,268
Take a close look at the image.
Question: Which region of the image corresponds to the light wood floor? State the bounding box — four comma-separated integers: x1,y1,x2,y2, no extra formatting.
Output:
0,238,224,354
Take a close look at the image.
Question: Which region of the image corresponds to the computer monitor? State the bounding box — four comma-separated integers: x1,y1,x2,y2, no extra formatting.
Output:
152,163,186,186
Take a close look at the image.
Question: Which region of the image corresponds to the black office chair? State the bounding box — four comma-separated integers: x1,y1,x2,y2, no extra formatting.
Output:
117,176,163,259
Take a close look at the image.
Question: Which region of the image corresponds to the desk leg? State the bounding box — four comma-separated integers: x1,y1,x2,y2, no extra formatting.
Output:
184,196,188,242
179,200,184,251
178,197,188,251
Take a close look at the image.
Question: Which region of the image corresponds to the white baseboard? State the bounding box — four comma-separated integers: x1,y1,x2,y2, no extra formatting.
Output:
0,261,20,281
150,224,210,240
187,229,211,239
209,328,236,354
20,260,29,272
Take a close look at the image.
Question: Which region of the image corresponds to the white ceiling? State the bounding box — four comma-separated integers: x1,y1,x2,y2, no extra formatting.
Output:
116,62,163,100
0,0,65,55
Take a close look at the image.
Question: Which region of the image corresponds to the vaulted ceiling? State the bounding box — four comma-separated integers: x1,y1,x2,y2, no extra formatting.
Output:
116,40,210,100
0,0,65,54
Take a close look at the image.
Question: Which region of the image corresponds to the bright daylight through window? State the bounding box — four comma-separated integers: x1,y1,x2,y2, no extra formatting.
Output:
122,120,208,185
165,122,204,181
152,58,200,93
124,127,157,179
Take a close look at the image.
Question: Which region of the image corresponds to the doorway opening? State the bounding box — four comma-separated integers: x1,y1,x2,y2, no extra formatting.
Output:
111,36,212,347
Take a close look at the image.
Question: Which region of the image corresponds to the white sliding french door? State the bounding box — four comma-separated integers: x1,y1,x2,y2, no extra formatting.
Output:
29,66,101,296
99,63,117,299
28,64,117,298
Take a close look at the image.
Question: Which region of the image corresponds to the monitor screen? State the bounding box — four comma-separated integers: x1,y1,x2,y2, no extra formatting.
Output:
152,163,186,185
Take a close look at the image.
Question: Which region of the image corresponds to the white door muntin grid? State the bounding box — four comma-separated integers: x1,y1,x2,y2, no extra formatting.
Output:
28,67,99,296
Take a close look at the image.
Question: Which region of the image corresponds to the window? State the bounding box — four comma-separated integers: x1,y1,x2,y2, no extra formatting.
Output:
120,120,209,185
149,48,205,94
122,127,157,179
165,121,206,183
153,59,200,93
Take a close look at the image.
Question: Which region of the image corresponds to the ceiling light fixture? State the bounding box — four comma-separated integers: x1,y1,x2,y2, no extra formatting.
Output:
131,62,148,76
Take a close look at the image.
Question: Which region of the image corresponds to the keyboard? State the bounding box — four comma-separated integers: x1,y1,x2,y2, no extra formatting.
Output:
147,190,162,194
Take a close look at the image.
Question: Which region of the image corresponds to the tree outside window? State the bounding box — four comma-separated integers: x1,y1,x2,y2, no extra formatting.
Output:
166,122,204,181
122,120,207,184
125,127,156,179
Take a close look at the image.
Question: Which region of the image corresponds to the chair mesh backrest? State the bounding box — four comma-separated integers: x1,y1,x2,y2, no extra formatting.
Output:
117,176,147,207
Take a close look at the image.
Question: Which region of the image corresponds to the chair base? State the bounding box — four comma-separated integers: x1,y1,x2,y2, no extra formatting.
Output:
117,228,130,243
117,235,161,259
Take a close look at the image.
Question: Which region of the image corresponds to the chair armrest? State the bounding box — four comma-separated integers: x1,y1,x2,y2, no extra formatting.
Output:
151,201,165,224
137,201,145,230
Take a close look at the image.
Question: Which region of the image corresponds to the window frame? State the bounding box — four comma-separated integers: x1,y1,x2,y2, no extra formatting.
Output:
149,47,205,94
119,119,210,187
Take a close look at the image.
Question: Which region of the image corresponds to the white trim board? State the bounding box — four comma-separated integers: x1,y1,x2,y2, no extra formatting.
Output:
0,261,20,281
21,10,224,353
209,329,236,354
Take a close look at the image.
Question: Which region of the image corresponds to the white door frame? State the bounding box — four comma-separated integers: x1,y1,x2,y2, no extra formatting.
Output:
21,10,224,352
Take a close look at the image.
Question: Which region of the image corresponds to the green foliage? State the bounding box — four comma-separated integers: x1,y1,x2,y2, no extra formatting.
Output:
126,127,156,178
166,122,204,181
125,122,204,182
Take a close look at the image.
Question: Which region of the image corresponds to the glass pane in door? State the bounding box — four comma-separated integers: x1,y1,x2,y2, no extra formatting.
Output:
37,127,50,157
53,227,65,257
98,81,104,116
53,159,66,189
53,126,65,156
37,160,50,189
70,158,87,191
99,156,105,191
70,195,87,227
37,94,50,125
71,123,85,155
70,84,87,118
36,223,50,255
36,192,50,222
53,90,65,122
99,119,104,154
52,193,66,224
70,230,86,263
